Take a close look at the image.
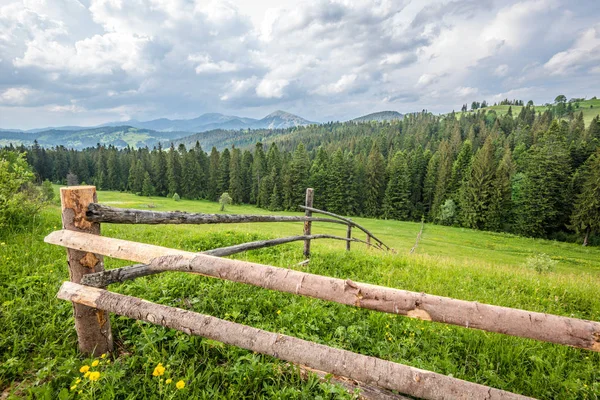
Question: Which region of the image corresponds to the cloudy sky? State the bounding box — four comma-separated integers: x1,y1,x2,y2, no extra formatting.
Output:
1,0,599,129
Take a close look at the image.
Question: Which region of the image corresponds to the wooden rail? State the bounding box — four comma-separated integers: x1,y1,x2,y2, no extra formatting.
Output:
46,230,600,352
58,282,533,400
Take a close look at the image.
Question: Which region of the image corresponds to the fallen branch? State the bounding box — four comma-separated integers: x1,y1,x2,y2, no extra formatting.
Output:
46,230,600,352
57,282,533,400
86,203,347,226
299,206,392,251
81,234,379,286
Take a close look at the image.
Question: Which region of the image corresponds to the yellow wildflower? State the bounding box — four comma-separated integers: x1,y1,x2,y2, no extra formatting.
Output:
76,379,81,384
79,365,90,373
176,380,185,389
165,379,173,384
84,371,90,378
91,360,99,367
276,310,281,315
101,353,107,359
152,363,165,377
89,371,100,381
70,385,77,391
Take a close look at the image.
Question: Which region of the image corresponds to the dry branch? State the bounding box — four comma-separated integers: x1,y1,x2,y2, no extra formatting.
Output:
57,282,533,400
46,230,600,352
86,203,347,226
80,234,378,287
299,206,391,251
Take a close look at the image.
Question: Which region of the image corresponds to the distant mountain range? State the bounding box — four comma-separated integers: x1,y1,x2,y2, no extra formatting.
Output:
0,109,406,149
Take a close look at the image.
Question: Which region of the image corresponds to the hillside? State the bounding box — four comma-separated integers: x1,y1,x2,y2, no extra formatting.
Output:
352,111,404,122
0,126,184,149
455,98,600,126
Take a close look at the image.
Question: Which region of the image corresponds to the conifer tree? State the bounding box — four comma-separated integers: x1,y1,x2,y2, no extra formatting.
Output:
448,140,472,200
326,149,347,214
459,136,496,229
166,143,182,196
194,142,209,198
487,146,514,231
382,151,411,220
208,147,220,201
570,150,600,245
229,147,243,203
431,140,453,218
241,150,253,203
217,148,230,196
251,143,266,204
153,143,168,196
364,143,386,217
182,149,202,199
515,120,572,236
286,143,310,210
308,147,330,210
422,152,439,218
141,171,155,196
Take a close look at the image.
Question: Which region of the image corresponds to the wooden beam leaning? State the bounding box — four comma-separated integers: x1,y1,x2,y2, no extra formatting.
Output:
57,282,533,400
45,230,600,352
59,187,113,356
299,206,391,251
86,203,347,226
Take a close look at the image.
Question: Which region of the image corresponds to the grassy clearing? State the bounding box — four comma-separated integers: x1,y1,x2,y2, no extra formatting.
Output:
1,188,599,399
454,98,600,126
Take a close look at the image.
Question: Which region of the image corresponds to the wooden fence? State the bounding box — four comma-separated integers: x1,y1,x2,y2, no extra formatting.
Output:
48,186,600,400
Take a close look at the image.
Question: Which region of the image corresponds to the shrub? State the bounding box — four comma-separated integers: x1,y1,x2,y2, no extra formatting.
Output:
0,151,44,232
173,193,180,201
439,199,456,226
40,180,55,202
524,253,558,273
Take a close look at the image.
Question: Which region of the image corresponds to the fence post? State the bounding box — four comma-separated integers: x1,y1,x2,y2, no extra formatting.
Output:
346,225,352,251
60,186,113,356
303,188,314,258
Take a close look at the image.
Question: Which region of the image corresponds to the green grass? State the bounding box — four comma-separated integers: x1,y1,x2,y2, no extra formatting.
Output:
455,98,600,126
1,188,599,399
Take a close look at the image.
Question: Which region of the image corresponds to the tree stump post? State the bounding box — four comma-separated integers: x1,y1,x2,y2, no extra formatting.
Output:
60,186,113,356
303,188,314,258
346,225,352,251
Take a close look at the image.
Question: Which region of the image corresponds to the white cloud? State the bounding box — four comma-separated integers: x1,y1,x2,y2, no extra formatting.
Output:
0,87,35,105
256,78,289,98
455,86,478,98
314,74,358,95
544,24,600,75
494,64,509,77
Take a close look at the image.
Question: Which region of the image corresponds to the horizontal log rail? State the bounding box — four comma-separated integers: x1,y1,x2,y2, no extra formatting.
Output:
299,206,391,251
80,234,379,287
86,203,347,226
45,230,600,352
58,282,533,400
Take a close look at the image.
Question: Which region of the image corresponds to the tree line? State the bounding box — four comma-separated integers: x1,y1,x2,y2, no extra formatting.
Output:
6,105,600,244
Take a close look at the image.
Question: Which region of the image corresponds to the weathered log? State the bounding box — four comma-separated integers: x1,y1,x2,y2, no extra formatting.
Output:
299,206,391,251
86,203,347,226
80,234,378,287
60,187,113,356
303,188,314,258
46,230,600,352
57,282,533,400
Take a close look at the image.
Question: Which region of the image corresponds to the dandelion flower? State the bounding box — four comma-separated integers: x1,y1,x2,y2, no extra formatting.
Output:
89,371,100,381
176,380,185,389
101,353,107,359
84,371,90,378
166,379,172,384
276,310,281,315
91,360,99,367
152,363,165,377
80,365,90,373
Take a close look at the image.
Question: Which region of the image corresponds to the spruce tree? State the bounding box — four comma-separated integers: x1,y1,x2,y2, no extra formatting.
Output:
153,143,168,196
251,143,267,204
141,171,155,197
286,143,310,210
364,143,386,217
241,150,253,203
217,148,230,196
422,152,439,218
448,140,472,200
229,147,243,203
208,147,220,201
182,149,202,199
570,149,600,245
431,140,453,218
308,147,330,210
488,146,514,231
459,136,496,229
166,143,182,196
382,151,411,220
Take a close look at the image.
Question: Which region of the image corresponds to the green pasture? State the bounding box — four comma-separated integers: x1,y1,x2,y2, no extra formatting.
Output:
1,188,599,399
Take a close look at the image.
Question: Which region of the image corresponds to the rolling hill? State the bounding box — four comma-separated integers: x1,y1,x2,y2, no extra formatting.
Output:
352,111,404,122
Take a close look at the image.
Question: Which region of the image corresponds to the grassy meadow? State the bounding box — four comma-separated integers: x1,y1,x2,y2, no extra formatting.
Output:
1,187,599,399
454,98,600,126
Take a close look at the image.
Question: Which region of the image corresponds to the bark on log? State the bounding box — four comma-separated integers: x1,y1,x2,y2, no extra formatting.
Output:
60,187,113,356
299,206,391,251
45,230,600,352
86,203,346,226
57,282,533,400
303,188,314,258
